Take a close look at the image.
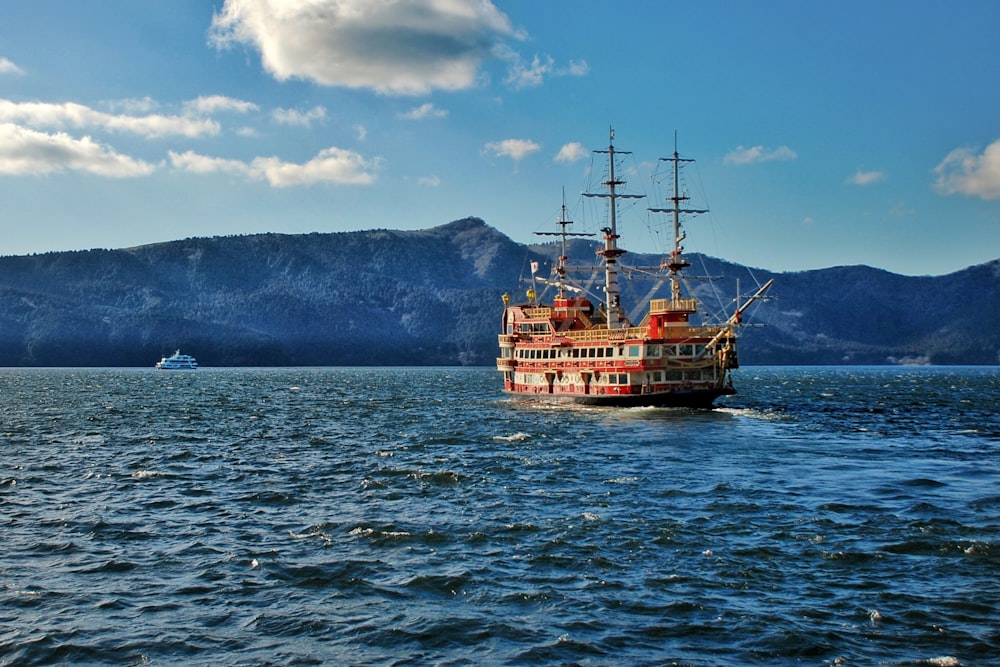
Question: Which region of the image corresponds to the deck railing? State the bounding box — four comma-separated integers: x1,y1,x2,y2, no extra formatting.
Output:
649,297,698,313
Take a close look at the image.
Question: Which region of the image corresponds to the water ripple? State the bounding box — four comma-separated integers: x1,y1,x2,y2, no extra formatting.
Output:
0,366,997,665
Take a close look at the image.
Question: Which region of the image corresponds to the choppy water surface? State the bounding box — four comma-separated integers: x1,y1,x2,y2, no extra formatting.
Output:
1,366,997,666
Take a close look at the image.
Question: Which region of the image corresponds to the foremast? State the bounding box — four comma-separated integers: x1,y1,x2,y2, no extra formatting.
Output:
534,189,593,299
583,128,645,328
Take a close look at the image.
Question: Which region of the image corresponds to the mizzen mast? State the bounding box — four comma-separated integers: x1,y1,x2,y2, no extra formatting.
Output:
648,132,708,305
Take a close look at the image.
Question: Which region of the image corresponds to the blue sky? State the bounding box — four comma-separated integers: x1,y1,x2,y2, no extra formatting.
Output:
1,0,998,276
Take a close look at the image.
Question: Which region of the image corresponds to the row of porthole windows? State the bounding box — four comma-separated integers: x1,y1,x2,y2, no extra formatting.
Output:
516,369,717,386
515,344,711,361
517,347,616,360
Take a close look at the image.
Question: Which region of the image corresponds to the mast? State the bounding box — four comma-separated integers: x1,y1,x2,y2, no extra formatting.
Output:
648,132,707,304
583,127,644,328
534,188,593,300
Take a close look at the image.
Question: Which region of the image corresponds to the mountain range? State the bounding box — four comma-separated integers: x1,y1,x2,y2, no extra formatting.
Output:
0,217,997,367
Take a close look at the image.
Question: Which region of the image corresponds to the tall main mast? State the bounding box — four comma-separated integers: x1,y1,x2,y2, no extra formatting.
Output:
584,128,644,328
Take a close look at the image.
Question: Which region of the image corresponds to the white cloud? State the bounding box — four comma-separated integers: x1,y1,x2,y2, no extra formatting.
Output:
209,0,520,95
0,57,23,75
398,103,448,120
933,138,1000,200
724,145,797,166
354,124,367,141
169,145,381,187
554,142,588,163
272,105,327,127
168,150,250,177
484,138,541,162
418,175,441,187
185,95,259,115
848,169,887,186
0,98,219,138
0,122,154,177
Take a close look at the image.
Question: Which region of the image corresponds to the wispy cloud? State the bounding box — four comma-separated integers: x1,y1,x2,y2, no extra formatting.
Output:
185,95,259,115
501,49,589,90
0,122,154,177
398,103,448,120
272,106,326,127
554,142,588,163
848,169,887,186
417,175,441,187
724,145,797,166
933,138,1000,200
0,56,23,75
209,0,520,95
889,200,913,217
483,138,541,162
105,97,159,114
169,146,381,187
0,98,219,138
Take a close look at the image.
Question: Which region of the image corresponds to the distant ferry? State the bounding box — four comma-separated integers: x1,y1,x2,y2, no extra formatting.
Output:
497,129,772,408
155,350,198,369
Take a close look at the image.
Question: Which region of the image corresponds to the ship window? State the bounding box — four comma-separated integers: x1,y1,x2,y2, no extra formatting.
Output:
695,345,706,356
606,347,614,357
646,345,660,357
627,345,641,358
596,348,604,358
679,345,694,356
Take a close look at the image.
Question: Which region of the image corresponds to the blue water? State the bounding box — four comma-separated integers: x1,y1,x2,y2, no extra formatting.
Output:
1,366,997,666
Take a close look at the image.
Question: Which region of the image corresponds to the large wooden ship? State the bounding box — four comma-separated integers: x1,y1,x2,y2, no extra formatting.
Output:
497,130,772,408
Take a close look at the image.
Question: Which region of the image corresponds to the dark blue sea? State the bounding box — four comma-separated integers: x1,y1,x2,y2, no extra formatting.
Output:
1,366,997,666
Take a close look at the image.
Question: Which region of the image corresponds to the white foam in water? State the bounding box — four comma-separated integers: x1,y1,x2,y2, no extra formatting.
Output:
493,432,531,442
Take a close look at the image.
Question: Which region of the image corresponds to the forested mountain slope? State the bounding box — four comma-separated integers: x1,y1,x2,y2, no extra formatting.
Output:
0,217,996,366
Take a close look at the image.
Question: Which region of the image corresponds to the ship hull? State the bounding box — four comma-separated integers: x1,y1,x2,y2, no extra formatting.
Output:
504,386,734,409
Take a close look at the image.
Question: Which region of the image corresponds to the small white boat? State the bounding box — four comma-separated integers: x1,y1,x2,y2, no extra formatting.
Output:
155,349,198,369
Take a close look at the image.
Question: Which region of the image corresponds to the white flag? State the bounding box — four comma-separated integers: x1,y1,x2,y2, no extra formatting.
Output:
530,261,539,274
